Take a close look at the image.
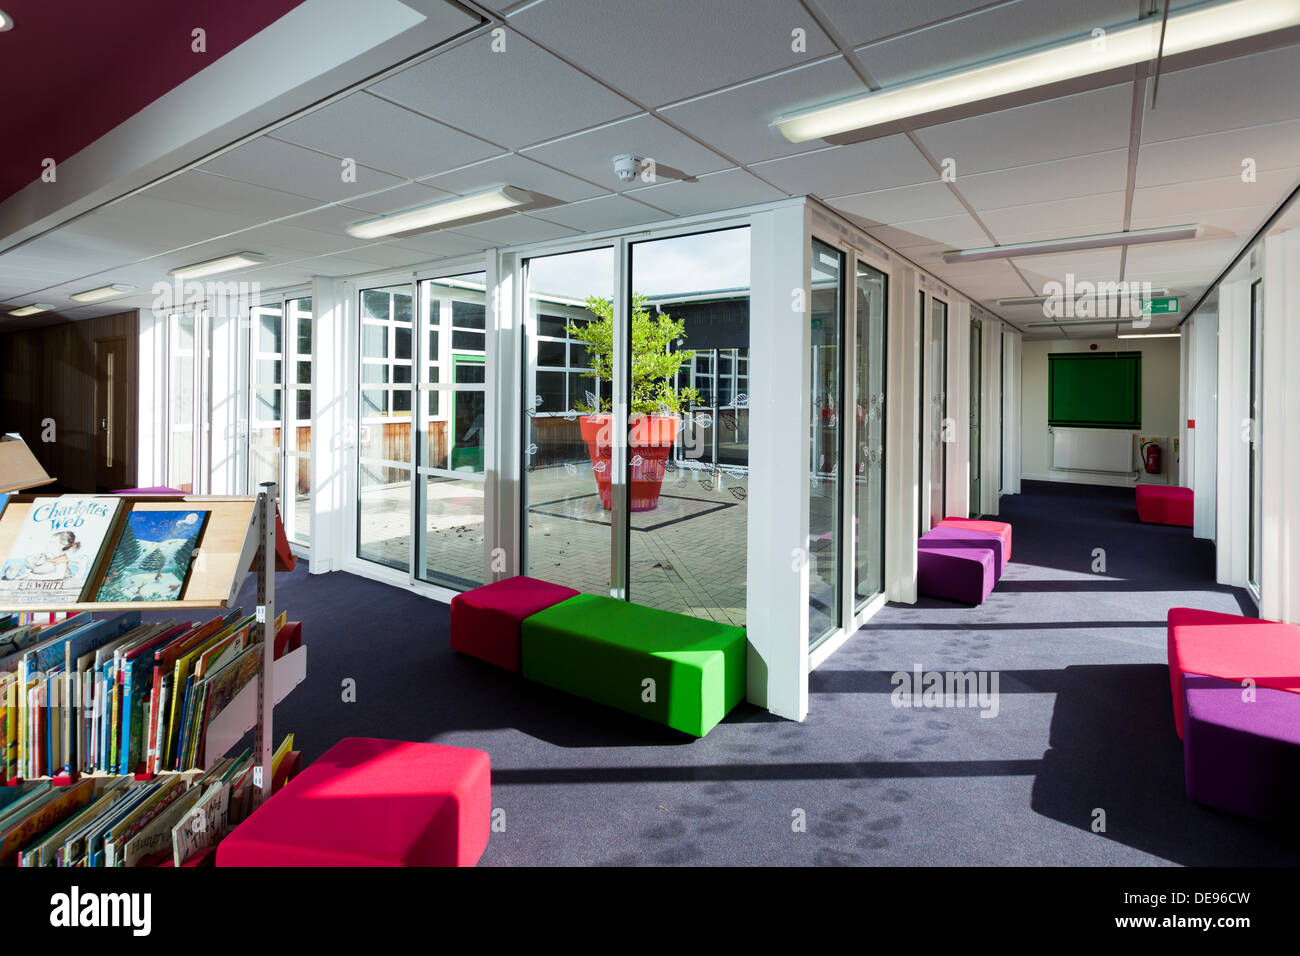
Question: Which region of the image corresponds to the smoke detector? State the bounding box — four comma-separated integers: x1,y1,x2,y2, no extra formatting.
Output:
612,155,641,183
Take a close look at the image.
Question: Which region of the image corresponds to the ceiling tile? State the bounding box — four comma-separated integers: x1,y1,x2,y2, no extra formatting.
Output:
912,84,1133,176
450,213,581,245
828,181,965,223
625,168,785,216
1141,45,1300,144
532,195,671,233
380,231,490,259
867,213,989,249
817,0,998,47
369,33,639,150
521,114,731,192
957,150,1129,211
1136,118,1300,187
511,0,836,106
979,194,1126,243
853,0,1135,87
421,153,607,203
282,184,458,235
750,133,932,198
1014,249,1122,286
199,137,408,204
137,170,324,221
269,92,502,180
660,57,869,165
1131,167,1300,221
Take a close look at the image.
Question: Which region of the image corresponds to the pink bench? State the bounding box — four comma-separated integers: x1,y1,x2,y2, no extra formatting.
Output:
450,575,579,671
937,517,1011,570
1136,485,1193,527
216,737,491,867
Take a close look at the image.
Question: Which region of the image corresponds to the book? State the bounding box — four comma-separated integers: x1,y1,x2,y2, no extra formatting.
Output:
194,643,262,768
0,776,96,866
95,509,209,603
145,613,235,774
0,496,124,605
118,622,190,775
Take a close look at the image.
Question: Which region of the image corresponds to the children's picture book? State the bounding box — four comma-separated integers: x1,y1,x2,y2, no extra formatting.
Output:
95,509,209,603
0,497,124,605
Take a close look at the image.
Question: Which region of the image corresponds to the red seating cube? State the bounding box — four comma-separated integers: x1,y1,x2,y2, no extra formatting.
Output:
1136,485,1193,527
1166,607,1300,738
216,737,491,867
451,575,579,671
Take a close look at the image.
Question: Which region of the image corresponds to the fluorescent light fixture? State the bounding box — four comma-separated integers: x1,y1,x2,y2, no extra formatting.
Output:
944,225,1200,263
168,252,267,280
1118,332,1182,338
346,185,534,239
776,0,1300,142
69,283,136,303
998,289,1168,307
7,304,53,316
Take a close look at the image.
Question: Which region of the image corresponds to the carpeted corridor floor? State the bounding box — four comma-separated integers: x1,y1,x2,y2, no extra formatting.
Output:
240,480,1300,865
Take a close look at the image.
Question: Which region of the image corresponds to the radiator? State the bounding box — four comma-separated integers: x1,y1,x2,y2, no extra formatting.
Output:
1051,427,1134,475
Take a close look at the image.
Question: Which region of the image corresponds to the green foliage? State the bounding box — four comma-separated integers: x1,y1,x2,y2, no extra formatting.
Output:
565,294,701,415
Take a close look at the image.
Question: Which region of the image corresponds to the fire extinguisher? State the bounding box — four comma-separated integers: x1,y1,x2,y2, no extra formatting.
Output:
1141,440,1161,474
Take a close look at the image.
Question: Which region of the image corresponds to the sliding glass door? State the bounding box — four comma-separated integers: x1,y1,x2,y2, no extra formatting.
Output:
809,239,844,645
854,262,887,611
166,311,207,493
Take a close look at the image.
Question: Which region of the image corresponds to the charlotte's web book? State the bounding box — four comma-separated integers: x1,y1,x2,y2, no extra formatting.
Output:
0,497,124,605
95,509,209,603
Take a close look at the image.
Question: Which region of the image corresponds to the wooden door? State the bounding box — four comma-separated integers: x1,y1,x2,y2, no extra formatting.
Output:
94,336,129,491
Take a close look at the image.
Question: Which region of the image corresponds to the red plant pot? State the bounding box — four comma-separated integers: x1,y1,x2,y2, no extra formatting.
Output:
578,413,680,512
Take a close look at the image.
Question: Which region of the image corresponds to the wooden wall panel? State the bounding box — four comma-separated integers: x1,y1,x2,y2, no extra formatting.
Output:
0,310,139,492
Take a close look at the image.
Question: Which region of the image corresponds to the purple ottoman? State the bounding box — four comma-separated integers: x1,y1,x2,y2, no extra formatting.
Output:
450,575,579,672
916,537,996,605
1182,672,1300,823
921,526,1005,577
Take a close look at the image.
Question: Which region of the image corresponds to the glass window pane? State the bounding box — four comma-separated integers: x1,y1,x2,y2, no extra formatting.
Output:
420,476,484,590
395,326,412,360
628,227,750,625
538,314,568,337
809,238,843,645
358,462,411,572
854,261,887,610
454,362,485,385
257,359,281,386
362,324,388,359
452,330,485,352
258,311,281,354
452,300,486,330
537,340,566,367
524,247,615,594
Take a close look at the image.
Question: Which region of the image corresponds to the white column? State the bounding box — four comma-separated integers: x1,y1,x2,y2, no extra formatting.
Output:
981,314,1002,516
884,267,919,603
945,298,971,519
487,251,522,581
1215,280,1250,589
1187,313,1218,539
309,276,352,574
1000,330,1022,495
745,203,811,720
1261,228,1300,624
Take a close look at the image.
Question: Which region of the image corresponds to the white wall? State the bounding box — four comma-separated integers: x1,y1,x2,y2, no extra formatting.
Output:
1020,336,1182,485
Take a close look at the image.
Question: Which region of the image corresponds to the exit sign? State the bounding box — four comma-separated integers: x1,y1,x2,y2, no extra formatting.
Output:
1141,297,1179,315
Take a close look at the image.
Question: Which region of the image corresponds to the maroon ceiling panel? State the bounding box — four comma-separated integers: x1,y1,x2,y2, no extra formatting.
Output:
0,0,309,203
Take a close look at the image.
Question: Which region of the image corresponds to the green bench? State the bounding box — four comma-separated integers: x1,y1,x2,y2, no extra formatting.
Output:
519,594,747,737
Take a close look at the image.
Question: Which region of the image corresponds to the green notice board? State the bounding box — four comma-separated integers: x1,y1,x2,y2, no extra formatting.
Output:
1048,351,1141,429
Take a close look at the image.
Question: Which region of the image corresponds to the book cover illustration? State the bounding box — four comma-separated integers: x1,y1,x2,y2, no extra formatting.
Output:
0,497,124,604
96,510,209,603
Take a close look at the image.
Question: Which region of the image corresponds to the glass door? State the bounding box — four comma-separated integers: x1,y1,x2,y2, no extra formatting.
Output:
809,239,843,646
417,273,488,590
969,318,982,516
1248,279,1262,592
357,283,415,572
522,247,615,594
249,303,283,499
928,297,949,527
166,312,200,493
853,260,887,610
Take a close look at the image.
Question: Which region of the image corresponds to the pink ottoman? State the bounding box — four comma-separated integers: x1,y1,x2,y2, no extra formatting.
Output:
451,575,579,671
216,737,491,867
1136,485,1193,527
937,517,1011,568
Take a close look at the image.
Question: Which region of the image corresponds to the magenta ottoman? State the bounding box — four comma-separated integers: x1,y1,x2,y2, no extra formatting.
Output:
922,526,1005,577
1182,673,1300,823
1136,485,1194,527
937,517,1011,569
216,737,491,866
916,538,996,605
451,575,580,671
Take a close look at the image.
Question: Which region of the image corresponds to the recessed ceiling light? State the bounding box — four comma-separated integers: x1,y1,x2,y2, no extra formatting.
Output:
168,252,267,280
775,0,1300,142
0,9,13,32
69,283,136,303
944,225,1200,263
346,185,535,239
8,304,53,316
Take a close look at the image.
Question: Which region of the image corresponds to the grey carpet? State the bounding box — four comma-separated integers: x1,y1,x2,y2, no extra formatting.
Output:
226,479,1300,865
